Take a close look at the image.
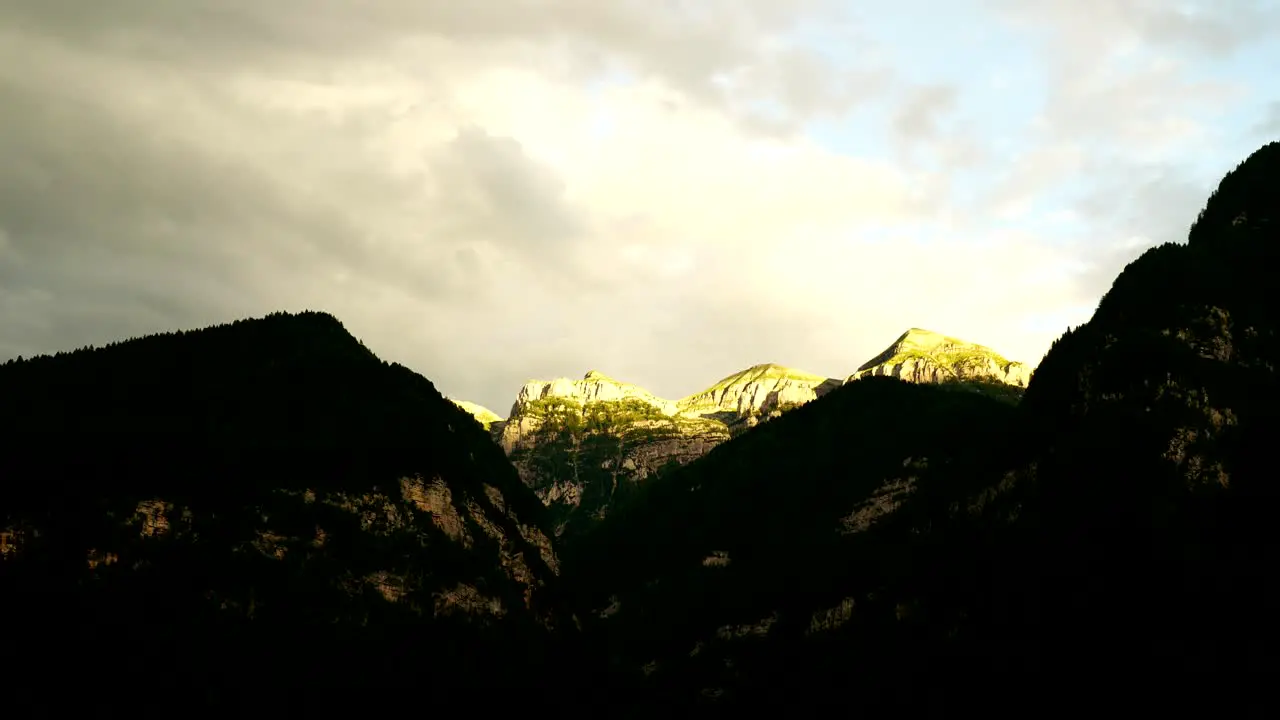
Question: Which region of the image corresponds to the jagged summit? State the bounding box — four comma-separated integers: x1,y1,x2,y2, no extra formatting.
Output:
849,328,1032,388
508,370,677,420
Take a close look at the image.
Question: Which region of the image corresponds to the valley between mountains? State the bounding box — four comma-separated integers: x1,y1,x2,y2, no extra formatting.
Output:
452,327,1031,538
1,141,1278,713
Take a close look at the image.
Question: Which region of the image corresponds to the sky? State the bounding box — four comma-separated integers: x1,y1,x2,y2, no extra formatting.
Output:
1,0,1278,415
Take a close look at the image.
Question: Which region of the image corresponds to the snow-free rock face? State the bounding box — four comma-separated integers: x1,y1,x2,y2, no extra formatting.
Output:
496,370,730,537
494,338,1026,539
677,364,842,430
500,370,678,454
495,365,840,537
847,328,1033,388
516,370,677,417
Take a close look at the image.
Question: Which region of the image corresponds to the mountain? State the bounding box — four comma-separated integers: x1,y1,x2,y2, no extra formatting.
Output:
561,141,1280,710
1003,140,1280,682
493,364,849,539
497,369,681,453
562,375,1022,705
452,399,503,430
0,311,592,705
492,339,1027,539
7,138,1274,711
676,363,842,433
848,327,1032,391
494,370,730,537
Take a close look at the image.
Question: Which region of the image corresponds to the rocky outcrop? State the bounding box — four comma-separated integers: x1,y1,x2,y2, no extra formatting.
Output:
499,370,678,453
494,364,843,537
847,328,1032,388
515,370,678,417
496,372,730,536
677,364,841,430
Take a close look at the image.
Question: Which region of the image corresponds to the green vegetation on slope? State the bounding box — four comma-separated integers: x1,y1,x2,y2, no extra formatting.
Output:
511,396,728,537
855,328,1016,372
677,363,834,412
849,327,1031,389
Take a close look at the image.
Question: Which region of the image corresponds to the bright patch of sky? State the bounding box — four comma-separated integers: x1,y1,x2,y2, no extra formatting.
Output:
5,0,1280,409
790,0,1279,259
1205,38,1280,153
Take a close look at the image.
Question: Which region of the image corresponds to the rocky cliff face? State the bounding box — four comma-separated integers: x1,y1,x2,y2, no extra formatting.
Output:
491,344,1023,538
676,363,842,432
498,370,678,453
493,371,728,537
847,328,1032,388
492,365,843,537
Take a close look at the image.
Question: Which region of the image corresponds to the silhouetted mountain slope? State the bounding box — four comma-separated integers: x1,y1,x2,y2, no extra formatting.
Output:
1008,140,1280,678
563,141,1280,710
563,377,1024,703
0,311,588,705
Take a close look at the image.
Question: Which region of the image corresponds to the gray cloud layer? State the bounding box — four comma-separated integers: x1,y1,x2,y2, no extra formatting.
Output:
1,0,1276,413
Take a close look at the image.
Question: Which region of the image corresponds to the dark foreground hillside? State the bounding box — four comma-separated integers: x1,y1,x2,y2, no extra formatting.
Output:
564,377,1025,705
1012,141,1280,680
564,141,1280,711
5,139,1277,712
0,311,598,708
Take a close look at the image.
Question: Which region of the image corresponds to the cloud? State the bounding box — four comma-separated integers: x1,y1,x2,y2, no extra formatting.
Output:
981,144,1087,220
986,0,1280,60
893,85,958,142
983,0,1268,162
1,0,1276,412
1255,102,1280,138
2,0,878,136
0,4,915,405
969,0,1276,319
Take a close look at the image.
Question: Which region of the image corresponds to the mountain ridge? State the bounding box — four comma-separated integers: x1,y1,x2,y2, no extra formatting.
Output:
847,327,1033,389
456,330,1035,428
460,329,1030,539
0,309,589,699
557,139,1280,710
